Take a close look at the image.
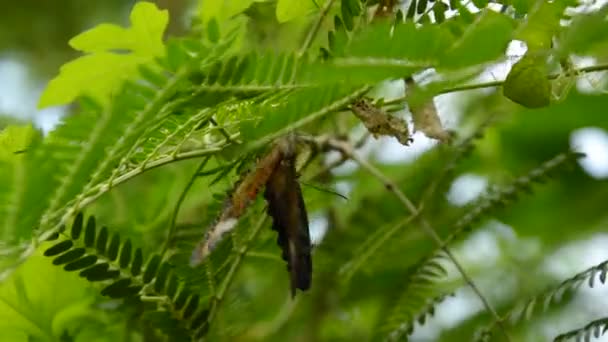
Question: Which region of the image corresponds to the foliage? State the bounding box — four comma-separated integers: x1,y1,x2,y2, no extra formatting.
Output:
1,0,608,341
38,2,169,107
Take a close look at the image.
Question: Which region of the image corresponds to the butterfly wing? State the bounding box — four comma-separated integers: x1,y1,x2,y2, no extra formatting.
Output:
264,152,312,297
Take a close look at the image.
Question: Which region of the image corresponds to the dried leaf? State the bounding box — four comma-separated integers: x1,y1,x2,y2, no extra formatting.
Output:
411,100,451,142
406,78,451,143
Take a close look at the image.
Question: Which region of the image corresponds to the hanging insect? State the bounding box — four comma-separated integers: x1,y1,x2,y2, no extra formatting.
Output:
263,137,312,296
190,135,312,296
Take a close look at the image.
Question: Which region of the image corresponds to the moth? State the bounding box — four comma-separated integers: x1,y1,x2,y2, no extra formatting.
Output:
190,136,312,296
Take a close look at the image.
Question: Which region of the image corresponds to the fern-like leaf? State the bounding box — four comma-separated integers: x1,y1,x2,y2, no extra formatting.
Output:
479,259,608,340
381,253,455,341
384,150,582,340
41,213,208,339
554,317,608,342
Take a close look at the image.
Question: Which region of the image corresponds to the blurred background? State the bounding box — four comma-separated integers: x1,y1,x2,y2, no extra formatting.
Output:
0,0,190,132
2,1,608,341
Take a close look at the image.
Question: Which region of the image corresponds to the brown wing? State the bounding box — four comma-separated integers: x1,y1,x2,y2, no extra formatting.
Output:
264,152,312,297
190,148,282,267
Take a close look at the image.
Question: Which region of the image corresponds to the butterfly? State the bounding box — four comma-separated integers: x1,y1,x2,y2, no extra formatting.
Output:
190,136,312,296
263,137,312,296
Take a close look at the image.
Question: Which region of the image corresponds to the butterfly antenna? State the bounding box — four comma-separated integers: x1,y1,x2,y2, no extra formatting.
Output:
299,181,348,201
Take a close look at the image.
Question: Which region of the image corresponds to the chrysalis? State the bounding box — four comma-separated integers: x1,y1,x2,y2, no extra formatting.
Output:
190,136,312,296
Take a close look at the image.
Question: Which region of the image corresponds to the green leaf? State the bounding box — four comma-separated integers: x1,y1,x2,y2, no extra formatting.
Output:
95,226,108,255
119,239,132,269
84,268,120,282
182,294,200,319
63,255,98,272
558,4,608,57
433,2,447,23
174,290,189,310
44,240,74,257
190,310,210,331
276,0,316,23
341,0,355,31
70,213,84,240
240,86,363,143
131,248,144,276
38,2,168,108
166,274,179,299
207,18,221,43
0,256,93,341
101,278,133,298
440,10,514,69
511,0,535,14
515,0,574,51
0,125,38,162
503,53,551,108
53,248,86,265
84,217,96,248
154,262,171,293
0,125,41,244
198,0,258,48
107,233,121,261
199,0,260,23
471,0,488,8
79,263,109,280
417,0,428,14
143,254,162,284
407,0,417,19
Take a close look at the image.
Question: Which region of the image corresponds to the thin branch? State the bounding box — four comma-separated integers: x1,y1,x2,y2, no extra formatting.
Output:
247,294,300,339
160,157,211,256
553,317,608,342
37,144,230,244
299,0,336,57
320,137,512,341
479,242,608,340
419,117,495,206
247,86,370,153
383,62,608,106
206,215,268,327
208,117,238,144
2,146,228,281
307,131,370,182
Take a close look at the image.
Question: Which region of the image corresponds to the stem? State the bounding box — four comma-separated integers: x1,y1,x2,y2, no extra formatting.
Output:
37,145,228,244
206,215,267,326
323,138,512,341
383,62,608,106
299,0,336,57
247,86,370,153
160,157,210,257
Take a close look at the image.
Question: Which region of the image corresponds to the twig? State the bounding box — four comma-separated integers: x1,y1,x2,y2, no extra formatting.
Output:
307,132,370,182
1,146,226,281
206,215,268,327
383,62,608,107
208,117,238,144
323,137,512,341
37,144,230,244
247,86,370,153
160,157,210,256
419,116,495,206
299,0,336,57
